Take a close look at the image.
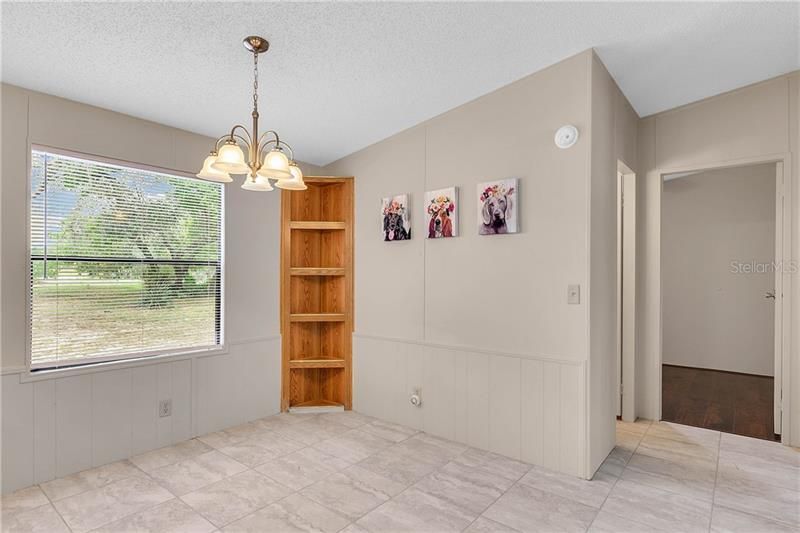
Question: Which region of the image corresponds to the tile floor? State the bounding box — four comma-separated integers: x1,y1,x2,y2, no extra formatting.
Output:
2,412,798,532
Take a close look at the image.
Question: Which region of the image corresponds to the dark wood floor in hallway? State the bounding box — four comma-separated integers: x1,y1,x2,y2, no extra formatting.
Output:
662,364,778,441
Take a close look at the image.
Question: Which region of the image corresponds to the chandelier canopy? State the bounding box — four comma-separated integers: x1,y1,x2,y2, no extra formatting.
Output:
196,36,306,191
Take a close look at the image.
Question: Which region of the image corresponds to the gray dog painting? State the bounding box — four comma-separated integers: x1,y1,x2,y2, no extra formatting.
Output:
382,194,411,241
478,179,518,235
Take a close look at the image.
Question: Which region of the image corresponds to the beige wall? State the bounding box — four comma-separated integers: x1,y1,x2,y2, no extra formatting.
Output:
663,164,776,376
636,72,799,445
327,51,592,363
587,53,638,474
325,50,637,478
0,83,323,493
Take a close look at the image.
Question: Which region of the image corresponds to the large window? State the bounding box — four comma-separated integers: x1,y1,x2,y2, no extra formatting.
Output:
29,149,224,370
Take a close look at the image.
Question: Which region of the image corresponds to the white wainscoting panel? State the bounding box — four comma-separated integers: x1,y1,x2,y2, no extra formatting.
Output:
489,355,522,460
520,359,544,465
1,337,281,494
354,335,587,478
1,374,34,492
55,375,93,478
130,365,158,456
194,338,281,436
422,347,456,440
542,362,561,470
156,363,174,448
172,359,193,443
33,380,56,484
92,369,133,466
464,352,490,450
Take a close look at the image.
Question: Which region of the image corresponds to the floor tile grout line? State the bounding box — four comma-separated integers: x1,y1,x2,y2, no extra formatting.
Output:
10,498,75,533
708,431,722,533
209,419,421,530
594,421,713,533
35,463,161,533
137,418,319,529
629,425,724,496
341,432,474,528
712,431,800,529
54,477,171,532
710,502,800,530
594,433,683,533
458,463,534,532
585,463,623,531
202,472,299,530
171,436,318,529
304,436,419,527
631,422,800,530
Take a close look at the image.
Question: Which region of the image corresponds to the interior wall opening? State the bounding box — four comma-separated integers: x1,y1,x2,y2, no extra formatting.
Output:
660,161,781,441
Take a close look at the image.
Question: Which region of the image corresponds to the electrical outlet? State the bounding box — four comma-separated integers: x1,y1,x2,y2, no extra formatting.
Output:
409,387,422,407
159,399,172,418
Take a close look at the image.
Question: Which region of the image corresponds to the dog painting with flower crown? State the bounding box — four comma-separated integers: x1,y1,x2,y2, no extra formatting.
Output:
382,194,411,241
477,179,518,235
425,187,458,239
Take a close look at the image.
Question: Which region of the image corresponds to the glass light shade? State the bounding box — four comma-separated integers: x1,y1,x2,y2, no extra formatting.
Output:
196,155,233,183
257,148,292,180
264,148,290,171
275,163,307,190
211,143,250,174
241,174,274,192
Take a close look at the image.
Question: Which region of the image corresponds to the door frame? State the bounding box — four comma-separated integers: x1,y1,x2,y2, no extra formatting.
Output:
618,161,637,422
654,153,792,441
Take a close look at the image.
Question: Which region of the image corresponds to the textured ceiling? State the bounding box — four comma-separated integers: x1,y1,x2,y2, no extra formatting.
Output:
2,2,798,165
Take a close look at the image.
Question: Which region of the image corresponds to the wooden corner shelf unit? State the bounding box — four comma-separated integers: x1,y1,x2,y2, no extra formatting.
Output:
280,177,354,412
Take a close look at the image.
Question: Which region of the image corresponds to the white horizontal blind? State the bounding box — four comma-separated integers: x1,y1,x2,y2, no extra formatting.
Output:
29,149,223,369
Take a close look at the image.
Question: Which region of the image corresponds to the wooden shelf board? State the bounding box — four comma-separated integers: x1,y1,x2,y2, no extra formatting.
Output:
288,399,345,413
289,221,346,230
289,313,346,322
292,399,343,408
290,267,346,276
289,358,346,369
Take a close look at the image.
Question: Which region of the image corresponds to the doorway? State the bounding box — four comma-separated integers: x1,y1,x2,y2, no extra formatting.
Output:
660,162,781,441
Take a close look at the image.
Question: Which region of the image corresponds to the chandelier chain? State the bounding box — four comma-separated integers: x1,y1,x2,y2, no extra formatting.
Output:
253,51,259,113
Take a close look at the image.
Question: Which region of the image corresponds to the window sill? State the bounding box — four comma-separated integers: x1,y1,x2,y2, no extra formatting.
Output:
19,345,229,383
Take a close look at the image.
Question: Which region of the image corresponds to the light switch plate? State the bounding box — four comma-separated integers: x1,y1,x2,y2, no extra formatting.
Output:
567,284,581,304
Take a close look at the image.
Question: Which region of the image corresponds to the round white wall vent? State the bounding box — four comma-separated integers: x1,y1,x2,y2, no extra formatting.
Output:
554,125,579,149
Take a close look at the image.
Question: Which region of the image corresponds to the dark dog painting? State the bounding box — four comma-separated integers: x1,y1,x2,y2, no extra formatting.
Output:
382,194,411,241
425,187,458,238
478,179,518,235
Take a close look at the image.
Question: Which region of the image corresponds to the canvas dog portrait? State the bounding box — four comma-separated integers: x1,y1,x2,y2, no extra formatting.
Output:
425,187,458,239
477,179,518,235
382,194,411,241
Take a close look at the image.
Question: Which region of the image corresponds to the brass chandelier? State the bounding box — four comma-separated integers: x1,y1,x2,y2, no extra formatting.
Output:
196,36,306,191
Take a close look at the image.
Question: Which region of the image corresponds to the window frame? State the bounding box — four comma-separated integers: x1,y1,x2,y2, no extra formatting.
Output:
26,144,227,372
